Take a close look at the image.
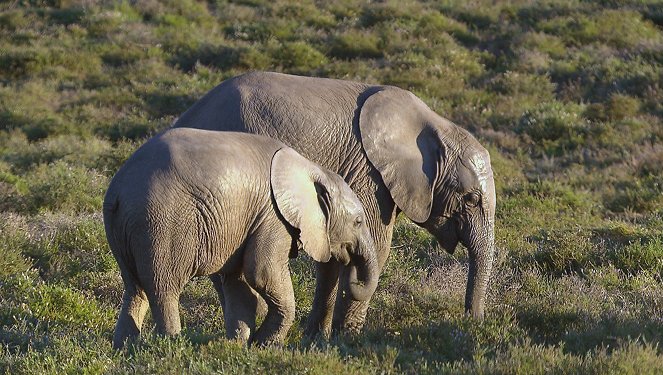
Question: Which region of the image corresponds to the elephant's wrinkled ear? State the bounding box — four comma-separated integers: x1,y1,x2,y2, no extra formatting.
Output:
271,148,332,262
359,88,439,223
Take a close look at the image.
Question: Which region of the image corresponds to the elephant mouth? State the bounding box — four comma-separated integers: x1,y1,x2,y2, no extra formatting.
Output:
427,218,459,254
438,236,459,254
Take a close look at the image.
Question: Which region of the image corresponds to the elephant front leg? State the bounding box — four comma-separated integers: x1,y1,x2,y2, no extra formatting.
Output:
245,261,296,346
304,260,340,339
332,213,394,335
332,268,372,334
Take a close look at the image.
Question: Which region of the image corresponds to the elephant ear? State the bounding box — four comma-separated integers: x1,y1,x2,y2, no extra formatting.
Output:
271,147,332,262
359,88,441,223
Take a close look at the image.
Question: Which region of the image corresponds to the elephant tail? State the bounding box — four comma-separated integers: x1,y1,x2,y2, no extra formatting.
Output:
103,194,143,292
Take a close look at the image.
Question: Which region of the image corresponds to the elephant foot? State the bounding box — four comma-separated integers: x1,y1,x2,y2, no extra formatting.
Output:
331,297,370,336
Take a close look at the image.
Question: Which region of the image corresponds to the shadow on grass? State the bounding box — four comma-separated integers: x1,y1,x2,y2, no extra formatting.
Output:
518,307,663,355
332,310,663,368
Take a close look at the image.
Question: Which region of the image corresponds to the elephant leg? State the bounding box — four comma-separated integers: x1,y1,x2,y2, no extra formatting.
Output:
213,271,268,321
144,275,183,337
113,287,149,349
242,235,294,346
304,260,340,339
332,267,372,334
210,272,226,313
149,292,182,336
221,272,260,343
332,211,395,334
247,265,296,346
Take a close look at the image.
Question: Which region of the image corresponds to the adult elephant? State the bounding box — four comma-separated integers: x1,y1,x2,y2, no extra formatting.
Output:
173,71,497,337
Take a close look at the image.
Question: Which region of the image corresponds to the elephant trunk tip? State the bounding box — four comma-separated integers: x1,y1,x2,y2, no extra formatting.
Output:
464,305,485,320
347,255,379,302
348,267,378,301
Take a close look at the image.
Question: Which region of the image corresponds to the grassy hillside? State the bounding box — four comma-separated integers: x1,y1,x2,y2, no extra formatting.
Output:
1,0,662,373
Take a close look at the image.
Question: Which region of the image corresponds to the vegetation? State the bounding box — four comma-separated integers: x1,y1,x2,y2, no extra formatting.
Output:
1,0,662,373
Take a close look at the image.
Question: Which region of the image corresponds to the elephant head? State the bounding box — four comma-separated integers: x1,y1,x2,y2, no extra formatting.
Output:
360,88,496,319
271,147,379,301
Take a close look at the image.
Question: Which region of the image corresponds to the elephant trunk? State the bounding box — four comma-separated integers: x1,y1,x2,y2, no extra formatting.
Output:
464,235,495,320
347,232,379,301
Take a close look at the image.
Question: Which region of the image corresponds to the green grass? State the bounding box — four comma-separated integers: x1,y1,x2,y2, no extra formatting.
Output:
1,0,662,373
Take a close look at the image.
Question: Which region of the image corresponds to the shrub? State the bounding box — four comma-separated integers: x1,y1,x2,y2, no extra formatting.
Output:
95,116,165,141
99,43,146,67
538,10,662,49
274,41,328,73
531,229,596,276
485,72,556,128
0,214,32,277
17,214,115,282
1,133,113,172
605,93,641,120
94,138,140,176
21,160,106,214
329,31,382,59
517,101,588,155
85,10,129,37
360,1,416,27
517,31,566,58
604,175,663,213
171,43,273,72
0,10,30,31
415,12,478,45
0,272,114,335
609,237,663,276
489,71,556,98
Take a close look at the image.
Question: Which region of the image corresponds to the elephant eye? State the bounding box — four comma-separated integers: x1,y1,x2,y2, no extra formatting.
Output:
464,192,481,207
354,216,363,226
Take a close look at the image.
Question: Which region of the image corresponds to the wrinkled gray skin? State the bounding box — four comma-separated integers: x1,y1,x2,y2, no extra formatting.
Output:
173,72,497,337
103,129,378,349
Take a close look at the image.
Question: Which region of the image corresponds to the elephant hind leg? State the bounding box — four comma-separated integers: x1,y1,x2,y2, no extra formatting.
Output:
113,286,149,350
147,290,182,336
221,272,260,343
209,273,226,312
211,272,268,322
141,268,183,337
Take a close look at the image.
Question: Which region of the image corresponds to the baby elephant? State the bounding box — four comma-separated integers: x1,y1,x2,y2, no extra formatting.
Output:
103,128,379,349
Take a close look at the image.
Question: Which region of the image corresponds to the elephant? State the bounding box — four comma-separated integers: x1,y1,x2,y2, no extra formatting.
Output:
103,128,379,349
173,71,497,337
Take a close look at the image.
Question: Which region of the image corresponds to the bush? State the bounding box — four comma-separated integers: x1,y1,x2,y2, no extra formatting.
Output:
605,93,641,120
17,214,115,282
329,31,382,59
609,237,663,276
171,43,273,72
517,101,588,155
274,41,328,73
0,214,32,277
604,175,663,213
538,10,662,49
531,229,596,276
21,160,106,214
0,272,114,335
415,12,478,45
1,133,113,172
